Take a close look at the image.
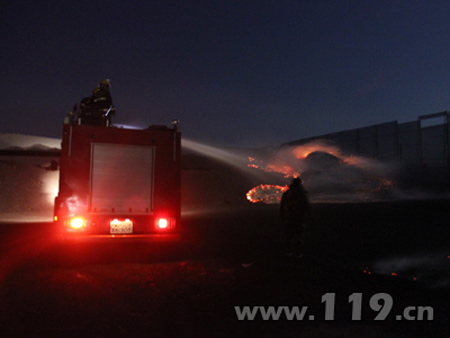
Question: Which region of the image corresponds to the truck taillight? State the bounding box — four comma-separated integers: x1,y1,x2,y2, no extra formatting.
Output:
157,218,168,229
155,217,175,230
70,217,86,229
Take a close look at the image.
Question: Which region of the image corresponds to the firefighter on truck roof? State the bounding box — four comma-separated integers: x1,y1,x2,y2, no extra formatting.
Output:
79,79,115,126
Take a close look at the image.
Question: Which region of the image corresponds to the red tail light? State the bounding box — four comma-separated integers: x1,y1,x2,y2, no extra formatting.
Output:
155,217,175,230
70,217,86,229
157,218,168,229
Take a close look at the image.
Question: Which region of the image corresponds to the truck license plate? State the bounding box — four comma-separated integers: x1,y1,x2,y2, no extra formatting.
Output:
110,219,133,234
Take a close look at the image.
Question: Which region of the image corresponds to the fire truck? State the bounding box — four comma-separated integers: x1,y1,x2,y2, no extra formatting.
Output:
54,115,181,241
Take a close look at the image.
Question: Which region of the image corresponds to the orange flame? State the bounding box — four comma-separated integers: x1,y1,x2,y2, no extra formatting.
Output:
291,142,341,159
246,141,395,203
246,184,288,204
247,156,300,178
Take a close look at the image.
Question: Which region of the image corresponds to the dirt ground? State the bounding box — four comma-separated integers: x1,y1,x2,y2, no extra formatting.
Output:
0,148,449,337
0,200,449,338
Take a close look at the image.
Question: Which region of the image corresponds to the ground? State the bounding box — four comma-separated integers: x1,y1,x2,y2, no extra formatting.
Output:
0,140,449,337
0,201,449,338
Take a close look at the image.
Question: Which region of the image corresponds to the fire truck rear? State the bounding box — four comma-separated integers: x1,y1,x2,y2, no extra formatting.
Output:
54,120,181,241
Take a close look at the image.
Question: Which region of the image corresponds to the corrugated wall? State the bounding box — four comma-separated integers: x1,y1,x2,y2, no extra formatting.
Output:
285,112,450,168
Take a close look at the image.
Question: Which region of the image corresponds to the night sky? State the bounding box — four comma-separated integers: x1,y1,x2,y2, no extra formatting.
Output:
2,1,450,147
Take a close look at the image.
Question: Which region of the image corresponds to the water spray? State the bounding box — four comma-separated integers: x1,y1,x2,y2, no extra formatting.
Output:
182,139,251,171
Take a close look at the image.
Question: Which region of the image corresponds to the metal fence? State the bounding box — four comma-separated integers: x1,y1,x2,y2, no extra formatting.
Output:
285,112,450,168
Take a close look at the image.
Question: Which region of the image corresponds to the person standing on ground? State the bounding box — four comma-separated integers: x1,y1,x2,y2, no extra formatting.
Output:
280,177,311,259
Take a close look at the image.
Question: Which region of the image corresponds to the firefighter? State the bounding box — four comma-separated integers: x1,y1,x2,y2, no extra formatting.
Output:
280,177,311,260
79,79,115,126
93,79,115,124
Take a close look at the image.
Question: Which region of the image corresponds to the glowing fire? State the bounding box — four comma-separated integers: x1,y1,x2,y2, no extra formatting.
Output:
248,157,300,178
245,140,395,203
246,184,288,204
291,142,341,160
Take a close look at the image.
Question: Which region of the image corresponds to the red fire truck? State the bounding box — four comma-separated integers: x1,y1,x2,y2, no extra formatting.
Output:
54,119,181,241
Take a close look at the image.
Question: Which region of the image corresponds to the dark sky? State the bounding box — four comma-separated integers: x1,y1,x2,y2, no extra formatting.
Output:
2,1,450,147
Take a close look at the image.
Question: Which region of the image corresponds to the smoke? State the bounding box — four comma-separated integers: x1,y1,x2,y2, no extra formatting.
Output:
0,133,61,150
0,158,58,222
181,138,403,204
372,252,450,289
247,140,399,203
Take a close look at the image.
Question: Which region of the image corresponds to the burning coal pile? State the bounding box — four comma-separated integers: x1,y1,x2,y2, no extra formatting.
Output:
246,140,396,204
